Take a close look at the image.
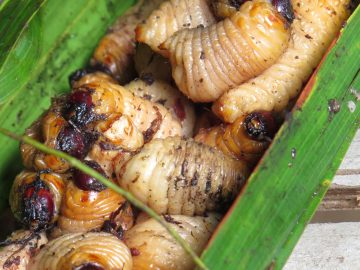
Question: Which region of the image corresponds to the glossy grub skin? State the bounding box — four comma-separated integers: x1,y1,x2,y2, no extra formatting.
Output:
90,0,165,83
29,232,132,270
9,171,67,230
125,214,220,270
0,230,48,270
21,108,71,173
195,112,276,165
213,0,351,122
161,0,290,102
54,181,133,236
116,137,249,216
136,0,216,53
73,81,182,139
125,78,196,137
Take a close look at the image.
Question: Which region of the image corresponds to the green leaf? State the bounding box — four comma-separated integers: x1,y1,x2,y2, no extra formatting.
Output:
200,7,360,270
0,0,136,211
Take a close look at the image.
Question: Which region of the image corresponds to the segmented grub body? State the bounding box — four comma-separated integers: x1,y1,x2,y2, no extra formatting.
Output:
116,137,249,216
125,214,220,270
9,171,67,229
54,181,133,236
213,0,351,122
76,81,182,139
136,0,216,53
125,79,196,137
161,0,290,102
21,109,71,173
90,0,165,83
29,232,132,270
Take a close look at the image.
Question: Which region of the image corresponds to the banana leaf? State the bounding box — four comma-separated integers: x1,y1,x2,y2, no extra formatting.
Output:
0,0,359,269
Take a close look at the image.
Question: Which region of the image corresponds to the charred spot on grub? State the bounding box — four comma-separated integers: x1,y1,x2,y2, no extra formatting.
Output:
20,177,54,229
163,214,182,225
130,248,141,257
244,111,276,141
90,62,113,76
229,0,248,10
101,202,130,239
57,125,97,159
73,263,105,270
271,0,295,23
62,90,98,127
73,160,107,192
191,172,199,186
173,98,186,122
3,255,21,268
140,73,155,85
143,107,162,143
69,69,90,87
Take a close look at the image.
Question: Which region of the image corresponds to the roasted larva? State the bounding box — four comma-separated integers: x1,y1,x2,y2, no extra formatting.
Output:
125,78,196,137
21,109,71,173
116,136,249,215
28,232,132,270
161,0,291,102
90,0,165,83
54,178,133,236
125,214,220,270
136,0,216,53
9,171,67,230
195,111,276,165
74,81,183,138
213,0,351,122
0,230,48,270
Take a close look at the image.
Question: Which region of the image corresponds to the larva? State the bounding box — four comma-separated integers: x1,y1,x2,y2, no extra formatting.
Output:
90,0,165,83
161,0,291,102
0,230,48,270
9,171,68,230
116,136,249,216
86,113,144,176
125,214,220,270
136,0,216,53
74,81,182,139
29,232,132,270
213,0,351,122
195,111,276,165
54,176,133,236
125,78,196,137
20,109,71,173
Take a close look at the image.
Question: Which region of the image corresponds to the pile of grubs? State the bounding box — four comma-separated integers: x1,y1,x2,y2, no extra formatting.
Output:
0,0,351,269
